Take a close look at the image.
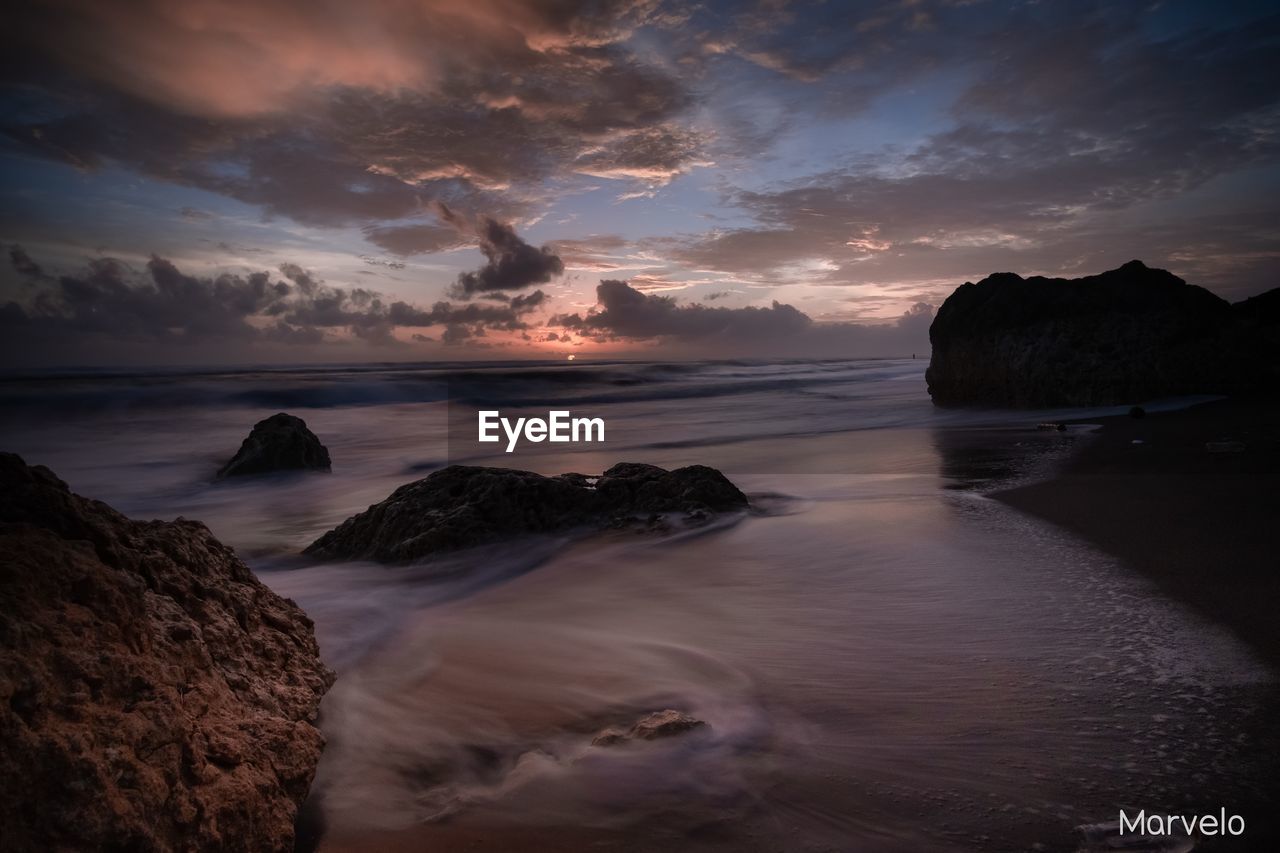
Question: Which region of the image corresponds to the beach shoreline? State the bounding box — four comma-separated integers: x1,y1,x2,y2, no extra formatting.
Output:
992,396,1280,670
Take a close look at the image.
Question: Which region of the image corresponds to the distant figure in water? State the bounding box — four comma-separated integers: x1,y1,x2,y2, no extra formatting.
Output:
912,353,916,359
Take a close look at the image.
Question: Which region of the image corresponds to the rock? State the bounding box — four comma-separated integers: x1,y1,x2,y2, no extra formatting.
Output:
592,710,707,747
217,413,331,478
304,462,748,563
926,261,1276,408
1129,406,1147,420
594,462,750,514
0,452,334,852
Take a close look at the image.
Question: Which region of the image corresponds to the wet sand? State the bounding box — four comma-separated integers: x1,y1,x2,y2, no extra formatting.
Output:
292,425,1278,853
994,397,1280,849
994,397,1280,667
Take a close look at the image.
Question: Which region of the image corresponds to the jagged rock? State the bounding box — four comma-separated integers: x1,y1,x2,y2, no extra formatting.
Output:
304,462,748,563
0,452,334,852
216,413,331,478
592,710,707,747
926,261,1277,408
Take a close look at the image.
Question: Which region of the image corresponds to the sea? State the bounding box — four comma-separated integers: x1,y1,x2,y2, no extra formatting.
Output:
1,358,1273,853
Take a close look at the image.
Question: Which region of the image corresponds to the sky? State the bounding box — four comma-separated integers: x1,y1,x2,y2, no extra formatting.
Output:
1,0,1278,366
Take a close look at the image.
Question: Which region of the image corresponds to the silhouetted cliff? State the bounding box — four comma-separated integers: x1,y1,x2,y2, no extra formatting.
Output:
926,261,1277,407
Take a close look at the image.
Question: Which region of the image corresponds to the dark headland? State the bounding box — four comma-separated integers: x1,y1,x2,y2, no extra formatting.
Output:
926,260,1278,408
926,260,1280,665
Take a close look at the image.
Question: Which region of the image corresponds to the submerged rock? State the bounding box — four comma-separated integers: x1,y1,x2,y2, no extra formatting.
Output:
304,462,748,563
592,710,708,747
926,261,1276,408
217,412,331,478
0,452,334,852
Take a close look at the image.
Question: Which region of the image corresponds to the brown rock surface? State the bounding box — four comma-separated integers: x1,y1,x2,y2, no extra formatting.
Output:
591,710,707,747
0,452,335,852
216,412,332,478
304,462,749,564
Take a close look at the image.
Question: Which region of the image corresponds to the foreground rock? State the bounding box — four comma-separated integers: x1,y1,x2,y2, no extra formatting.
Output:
0,453,334,852
592,710,708,747
217,412,331,478
304,462,748,563
926,260,1279,407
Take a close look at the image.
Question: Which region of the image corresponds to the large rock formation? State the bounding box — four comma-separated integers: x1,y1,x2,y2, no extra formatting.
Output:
926,260,1278,407
217,413,331,478
0,453,334,852
304,462,749,563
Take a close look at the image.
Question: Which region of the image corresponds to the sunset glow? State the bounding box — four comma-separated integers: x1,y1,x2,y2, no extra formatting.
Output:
2,1,1277,367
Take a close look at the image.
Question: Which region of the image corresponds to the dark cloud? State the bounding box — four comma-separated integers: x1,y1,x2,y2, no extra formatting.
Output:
9,246,46,280
0,0,708,239
4,253,284,342
442,324,474,344
359,255,407,270
3,0,1278,344
387,289,545,334
551,279,811,340
667,5,1280,300
550,278,933,356
510,290,550,312
362,223,466,257
1,248,552,361
450,218,565,297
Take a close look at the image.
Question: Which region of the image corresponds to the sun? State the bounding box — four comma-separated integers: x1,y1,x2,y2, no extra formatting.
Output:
566,354,576,361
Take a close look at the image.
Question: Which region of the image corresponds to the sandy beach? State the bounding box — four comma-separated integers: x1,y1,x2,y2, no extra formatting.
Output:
995,398,1280,667
995,397,1280,850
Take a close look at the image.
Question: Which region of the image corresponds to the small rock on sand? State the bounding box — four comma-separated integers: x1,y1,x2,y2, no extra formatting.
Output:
592,710,707,747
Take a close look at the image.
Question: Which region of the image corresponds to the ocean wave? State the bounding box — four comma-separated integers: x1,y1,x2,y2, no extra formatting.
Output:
0,358,922,416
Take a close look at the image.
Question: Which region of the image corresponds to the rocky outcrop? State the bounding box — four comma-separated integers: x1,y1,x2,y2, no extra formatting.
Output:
304,462,749,563
592,710,707,747
217,413,331,478
926,261,1278,408
0,453,334,852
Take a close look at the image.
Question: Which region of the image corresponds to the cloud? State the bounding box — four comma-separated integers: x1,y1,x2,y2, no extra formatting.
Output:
3,0,1278,327
450,218,565,297
386,289,546,333
2,0,660,118
663,6,1280,299
0,247,552,362
359,255,407,270
362,223,467,257
550,278,933,356
572,125,713,187
551,279,811,340
9,246,47,280
551,234,633,271
1,0,710,238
